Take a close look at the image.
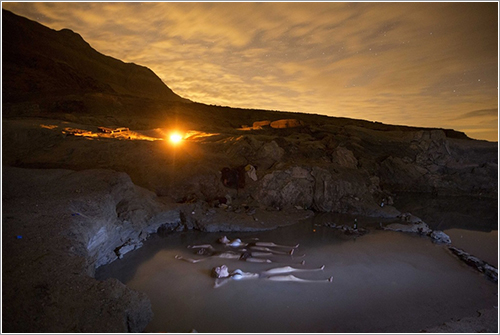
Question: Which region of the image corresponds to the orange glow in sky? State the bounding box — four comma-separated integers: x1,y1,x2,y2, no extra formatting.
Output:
3,2,498,141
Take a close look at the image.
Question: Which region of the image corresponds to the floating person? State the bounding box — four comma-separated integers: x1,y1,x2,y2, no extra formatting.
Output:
187,244,214,250
187,244,302,257
182,237,305,265
175,250,273,264
176,247,306,264
248,246,301,256
212,264,333,288
218,236,300,249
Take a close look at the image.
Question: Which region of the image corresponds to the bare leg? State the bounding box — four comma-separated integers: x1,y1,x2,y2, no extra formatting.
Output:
250,246,306,257
174,255,207,263
217,251,243,259
244,257,272,263
261,265,325,276
255,242,299,249
265,274,333,283
249,251,273,257
250,246,293,255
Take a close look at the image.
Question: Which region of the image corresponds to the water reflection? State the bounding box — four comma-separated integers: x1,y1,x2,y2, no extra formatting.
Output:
96,218,497,333
393,193,498,232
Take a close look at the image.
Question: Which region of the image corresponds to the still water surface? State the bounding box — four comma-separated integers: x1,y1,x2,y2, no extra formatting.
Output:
96,214,498,333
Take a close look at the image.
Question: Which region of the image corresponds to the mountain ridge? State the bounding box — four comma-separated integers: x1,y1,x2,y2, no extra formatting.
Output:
2,9,188,103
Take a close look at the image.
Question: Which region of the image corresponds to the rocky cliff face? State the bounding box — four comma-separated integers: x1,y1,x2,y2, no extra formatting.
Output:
159,126,496,216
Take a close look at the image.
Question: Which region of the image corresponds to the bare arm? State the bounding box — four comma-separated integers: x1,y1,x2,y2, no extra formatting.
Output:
174,255,207,263
265,274,333,283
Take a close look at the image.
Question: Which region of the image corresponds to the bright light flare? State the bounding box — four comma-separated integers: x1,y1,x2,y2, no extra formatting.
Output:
169,132,183,144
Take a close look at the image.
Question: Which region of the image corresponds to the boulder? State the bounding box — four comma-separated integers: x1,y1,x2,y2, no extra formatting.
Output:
255,166,395,217
331,146,358,169
270,119,304,129
67,170,182,268
311,166,354,212
255,140,285,170
256,167,314,210
252,120,271,129
382,220,432,234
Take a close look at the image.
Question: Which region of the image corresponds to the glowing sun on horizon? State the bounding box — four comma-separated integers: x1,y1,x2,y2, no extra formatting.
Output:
169,132,183,144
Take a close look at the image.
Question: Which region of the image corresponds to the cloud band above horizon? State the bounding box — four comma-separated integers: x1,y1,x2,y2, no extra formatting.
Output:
2,2,498,141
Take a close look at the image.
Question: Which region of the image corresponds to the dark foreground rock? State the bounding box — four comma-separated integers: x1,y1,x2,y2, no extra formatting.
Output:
1,166,314,332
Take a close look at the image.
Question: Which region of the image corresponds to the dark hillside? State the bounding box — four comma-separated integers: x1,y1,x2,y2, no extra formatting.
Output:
2,9,187,104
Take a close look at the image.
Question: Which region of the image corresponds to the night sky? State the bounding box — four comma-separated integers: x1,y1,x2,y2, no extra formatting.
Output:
3,2,498,141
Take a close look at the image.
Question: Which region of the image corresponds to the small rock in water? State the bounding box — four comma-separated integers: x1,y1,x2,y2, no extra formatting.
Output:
430,230,451,244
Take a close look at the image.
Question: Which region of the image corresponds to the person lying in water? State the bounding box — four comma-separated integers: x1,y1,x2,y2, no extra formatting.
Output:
218,236,300,249
188,243,299,256
212,264,333,288
175,247,307,264
175,250,273,264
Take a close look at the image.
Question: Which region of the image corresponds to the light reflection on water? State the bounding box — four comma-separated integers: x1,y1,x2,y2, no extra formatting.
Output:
96,219,498,333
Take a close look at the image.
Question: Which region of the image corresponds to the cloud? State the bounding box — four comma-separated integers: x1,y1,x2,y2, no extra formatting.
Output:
2,2,498,141
452,109,499,120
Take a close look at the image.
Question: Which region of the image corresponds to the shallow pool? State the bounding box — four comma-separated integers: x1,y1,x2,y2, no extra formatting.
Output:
96,217,498,333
